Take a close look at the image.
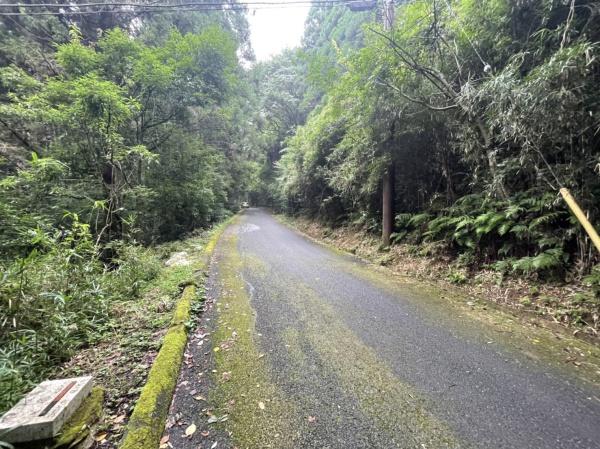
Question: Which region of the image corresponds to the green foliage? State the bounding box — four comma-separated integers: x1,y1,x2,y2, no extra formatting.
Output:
447,269,468,284
0,216,159,412
386,190,573,277
1,21,252,242
583,266,600,297
276,0,600,280
0,5,260,413
0,217,95,409
105,242,162,298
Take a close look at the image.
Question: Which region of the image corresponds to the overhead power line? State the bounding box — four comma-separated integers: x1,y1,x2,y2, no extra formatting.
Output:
0,0,352,15
0,0,348,7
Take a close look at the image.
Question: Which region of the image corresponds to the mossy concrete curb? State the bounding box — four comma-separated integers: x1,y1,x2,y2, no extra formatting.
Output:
119,220,230,449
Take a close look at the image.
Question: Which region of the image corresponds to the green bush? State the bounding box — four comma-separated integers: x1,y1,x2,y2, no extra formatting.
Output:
392,191,574,279
0,217,160,413
583,265,600,297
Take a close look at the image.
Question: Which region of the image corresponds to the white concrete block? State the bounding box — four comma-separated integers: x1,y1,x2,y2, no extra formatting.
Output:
0,376,93,443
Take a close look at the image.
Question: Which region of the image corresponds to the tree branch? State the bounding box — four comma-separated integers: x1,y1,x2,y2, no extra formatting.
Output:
374,78,459,111
0,117,36,152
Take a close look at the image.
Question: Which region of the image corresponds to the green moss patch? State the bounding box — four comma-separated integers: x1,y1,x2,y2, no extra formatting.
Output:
118,221,230,449
248,262,461,448
53,387,105,449
119,288,193,449
209,227,298,448
55,232,220,447
279,216,600,386
334,259,600,385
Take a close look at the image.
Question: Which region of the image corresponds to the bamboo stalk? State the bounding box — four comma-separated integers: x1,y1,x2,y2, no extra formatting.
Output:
559,187,600,253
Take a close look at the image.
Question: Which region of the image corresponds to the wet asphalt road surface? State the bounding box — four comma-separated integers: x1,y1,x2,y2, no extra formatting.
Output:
167,208,600,449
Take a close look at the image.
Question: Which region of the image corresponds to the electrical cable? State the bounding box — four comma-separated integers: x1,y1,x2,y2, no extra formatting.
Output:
0,0,351,15
0,6,346,15
0,0,349,7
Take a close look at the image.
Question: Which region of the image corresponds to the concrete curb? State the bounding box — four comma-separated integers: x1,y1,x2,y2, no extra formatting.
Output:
119,220,230,449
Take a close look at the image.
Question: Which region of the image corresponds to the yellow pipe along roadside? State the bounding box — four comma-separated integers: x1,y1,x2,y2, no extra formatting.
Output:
560,188,600,254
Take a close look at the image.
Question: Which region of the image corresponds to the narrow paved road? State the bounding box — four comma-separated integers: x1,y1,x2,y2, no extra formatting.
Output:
168,208,600,449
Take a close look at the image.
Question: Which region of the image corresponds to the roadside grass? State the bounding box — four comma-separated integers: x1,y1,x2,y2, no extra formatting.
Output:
57,229,218,449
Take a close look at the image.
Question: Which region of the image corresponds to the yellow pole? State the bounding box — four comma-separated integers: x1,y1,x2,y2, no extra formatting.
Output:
559,187,600,253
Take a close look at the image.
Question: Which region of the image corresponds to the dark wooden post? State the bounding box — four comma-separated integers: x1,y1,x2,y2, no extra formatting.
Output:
382,162,394,246
381,0,395,247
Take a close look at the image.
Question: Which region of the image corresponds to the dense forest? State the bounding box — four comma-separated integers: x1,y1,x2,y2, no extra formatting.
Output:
0,2,260,411
1,0,600,419
250,0,600,341
261,0,600,276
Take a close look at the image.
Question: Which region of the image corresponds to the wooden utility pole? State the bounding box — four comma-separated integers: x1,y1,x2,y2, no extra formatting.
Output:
381,0,395,247
346,0,395,246
382,0,395,29
382,165,394,246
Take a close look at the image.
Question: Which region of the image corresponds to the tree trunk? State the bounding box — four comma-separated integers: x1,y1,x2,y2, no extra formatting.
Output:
380,0,395,247
382,163,394,246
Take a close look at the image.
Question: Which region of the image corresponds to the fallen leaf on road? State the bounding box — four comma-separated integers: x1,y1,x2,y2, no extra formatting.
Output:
258,401,265,410
185,423,197,437
194,395,207,401
159,435,170,445
307,416,316,423
211,442,218,449
201,431,210,437
208,414,229,424
113,414,126,424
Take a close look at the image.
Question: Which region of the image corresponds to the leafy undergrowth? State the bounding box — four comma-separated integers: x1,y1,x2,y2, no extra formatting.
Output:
0,219,159,414
57,229,216,449
282,216,599,341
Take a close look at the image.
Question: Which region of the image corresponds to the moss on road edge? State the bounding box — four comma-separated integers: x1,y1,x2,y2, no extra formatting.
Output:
119,220,230,449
